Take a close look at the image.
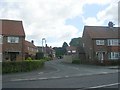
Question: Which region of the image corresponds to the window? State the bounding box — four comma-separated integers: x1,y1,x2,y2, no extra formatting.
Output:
0,35,3,44
0,53,2,62
68,51,71,53
8,37,19,43
96,40,104,45
108,52,120,60
107,39,119,46
72,50,76,53
83,43,85,47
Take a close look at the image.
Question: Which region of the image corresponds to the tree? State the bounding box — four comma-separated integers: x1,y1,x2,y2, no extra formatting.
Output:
62,42,68,55
62,42,68,48
53,47,64,57
69,37,82,47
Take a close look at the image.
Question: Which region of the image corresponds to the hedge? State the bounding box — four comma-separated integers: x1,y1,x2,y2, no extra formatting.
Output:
72,60,81,64
2,60,45,74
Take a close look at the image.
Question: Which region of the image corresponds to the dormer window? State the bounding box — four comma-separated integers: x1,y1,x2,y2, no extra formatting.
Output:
96,40,104,45
8,36,19,43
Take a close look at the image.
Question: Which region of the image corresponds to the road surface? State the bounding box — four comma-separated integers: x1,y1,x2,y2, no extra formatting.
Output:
2,59,119,89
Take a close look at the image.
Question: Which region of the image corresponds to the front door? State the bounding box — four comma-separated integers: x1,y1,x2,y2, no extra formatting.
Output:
98,52,104,63
9,52,17,61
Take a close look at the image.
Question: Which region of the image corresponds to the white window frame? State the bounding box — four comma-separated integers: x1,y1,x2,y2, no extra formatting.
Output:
8,36,19,43
83,43,85,47
68,51,71,53
72,50,76,53
0,53,2,62
107,39,119,46
0,35,3,44
96,40,105,45
108,52,120,60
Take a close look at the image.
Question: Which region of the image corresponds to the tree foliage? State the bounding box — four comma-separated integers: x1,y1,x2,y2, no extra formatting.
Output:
53,47,64,57
69,37,82,47
62,42,68,55
62,42,68,48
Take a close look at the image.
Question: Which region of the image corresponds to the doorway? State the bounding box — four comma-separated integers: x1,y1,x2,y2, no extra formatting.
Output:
97,52,104,63
9,52,19,61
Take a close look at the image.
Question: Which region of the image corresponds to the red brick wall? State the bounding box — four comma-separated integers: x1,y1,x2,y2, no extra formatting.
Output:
2,36,25,61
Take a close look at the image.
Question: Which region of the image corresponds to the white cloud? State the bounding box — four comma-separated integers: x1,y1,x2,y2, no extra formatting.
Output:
82,17,103,26
97,3,118,24
85,0,114,5
83,0,119,26
0,0,84,47
0,0,119,47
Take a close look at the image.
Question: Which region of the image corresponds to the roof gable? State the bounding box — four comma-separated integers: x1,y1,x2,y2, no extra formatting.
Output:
0,19,25,36
24,40,37,49
84,26,119,39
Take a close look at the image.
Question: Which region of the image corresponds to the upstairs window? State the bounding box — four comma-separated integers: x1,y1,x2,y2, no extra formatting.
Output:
107,39,119,46
96,40,104,45
8,36,19,43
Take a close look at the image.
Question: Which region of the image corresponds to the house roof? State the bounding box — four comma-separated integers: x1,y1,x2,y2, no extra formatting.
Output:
66,46,77,51
0,19,25,36
24,40,37,49
83,26,120,39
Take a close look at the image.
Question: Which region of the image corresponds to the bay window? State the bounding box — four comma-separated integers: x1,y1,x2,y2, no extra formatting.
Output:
108,52,120,60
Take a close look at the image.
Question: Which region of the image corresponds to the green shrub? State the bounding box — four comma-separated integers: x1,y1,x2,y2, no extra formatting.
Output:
2,60,45,74
26,57,32,61
43,57,52,61
36,52,44,59
72,60,81,64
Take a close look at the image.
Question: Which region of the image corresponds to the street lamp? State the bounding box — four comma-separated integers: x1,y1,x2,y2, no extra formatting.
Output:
42,38,46,54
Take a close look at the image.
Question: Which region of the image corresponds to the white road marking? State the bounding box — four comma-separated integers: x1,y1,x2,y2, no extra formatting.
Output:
10,71,118,82
11,78,37,81
101,72,108,74
38,78,48,80
51,76,61,79
38,72,44,74
65,76,69,78
88,83,120,89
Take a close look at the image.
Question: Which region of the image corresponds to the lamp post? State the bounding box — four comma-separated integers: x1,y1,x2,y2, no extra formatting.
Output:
42,38,46,52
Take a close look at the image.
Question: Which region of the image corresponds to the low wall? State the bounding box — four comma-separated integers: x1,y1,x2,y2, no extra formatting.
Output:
63,54,79,63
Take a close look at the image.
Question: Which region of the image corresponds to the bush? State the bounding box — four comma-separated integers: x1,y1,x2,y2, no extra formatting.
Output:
72,60,81,64
26,57,32,61
36,52,44,59
43,57,52,61
2,60,45,74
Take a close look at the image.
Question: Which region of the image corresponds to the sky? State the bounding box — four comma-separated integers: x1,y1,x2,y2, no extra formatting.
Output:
0,0,119,47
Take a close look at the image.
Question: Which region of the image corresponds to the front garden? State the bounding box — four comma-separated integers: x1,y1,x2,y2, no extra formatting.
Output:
2,57,52,74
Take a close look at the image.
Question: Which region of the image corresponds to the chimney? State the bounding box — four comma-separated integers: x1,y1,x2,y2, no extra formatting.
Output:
46,44,48,47
31,40,34,44
108,21,115,28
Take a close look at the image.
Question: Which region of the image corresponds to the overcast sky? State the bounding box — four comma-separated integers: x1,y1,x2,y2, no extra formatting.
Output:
0,0,119,47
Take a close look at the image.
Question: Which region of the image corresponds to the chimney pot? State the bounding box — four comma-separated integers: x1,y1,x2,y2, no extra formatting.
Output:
31,40,34,44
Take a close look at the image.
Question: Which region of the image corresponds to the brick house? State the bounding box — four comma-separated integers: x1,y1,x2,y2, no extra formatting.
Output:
37,45,56,59
66,46,77,55
82,24,120,64
0,19,25,61
24,40,38,60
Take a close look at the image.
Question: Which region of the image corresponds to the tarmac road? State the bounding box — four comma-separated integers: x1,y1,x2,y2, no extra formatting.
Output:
2,59,119,89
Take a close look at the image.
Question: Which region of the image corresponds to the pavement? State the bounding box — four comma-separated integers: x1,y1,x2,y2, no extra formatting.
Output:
2,59,119,82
